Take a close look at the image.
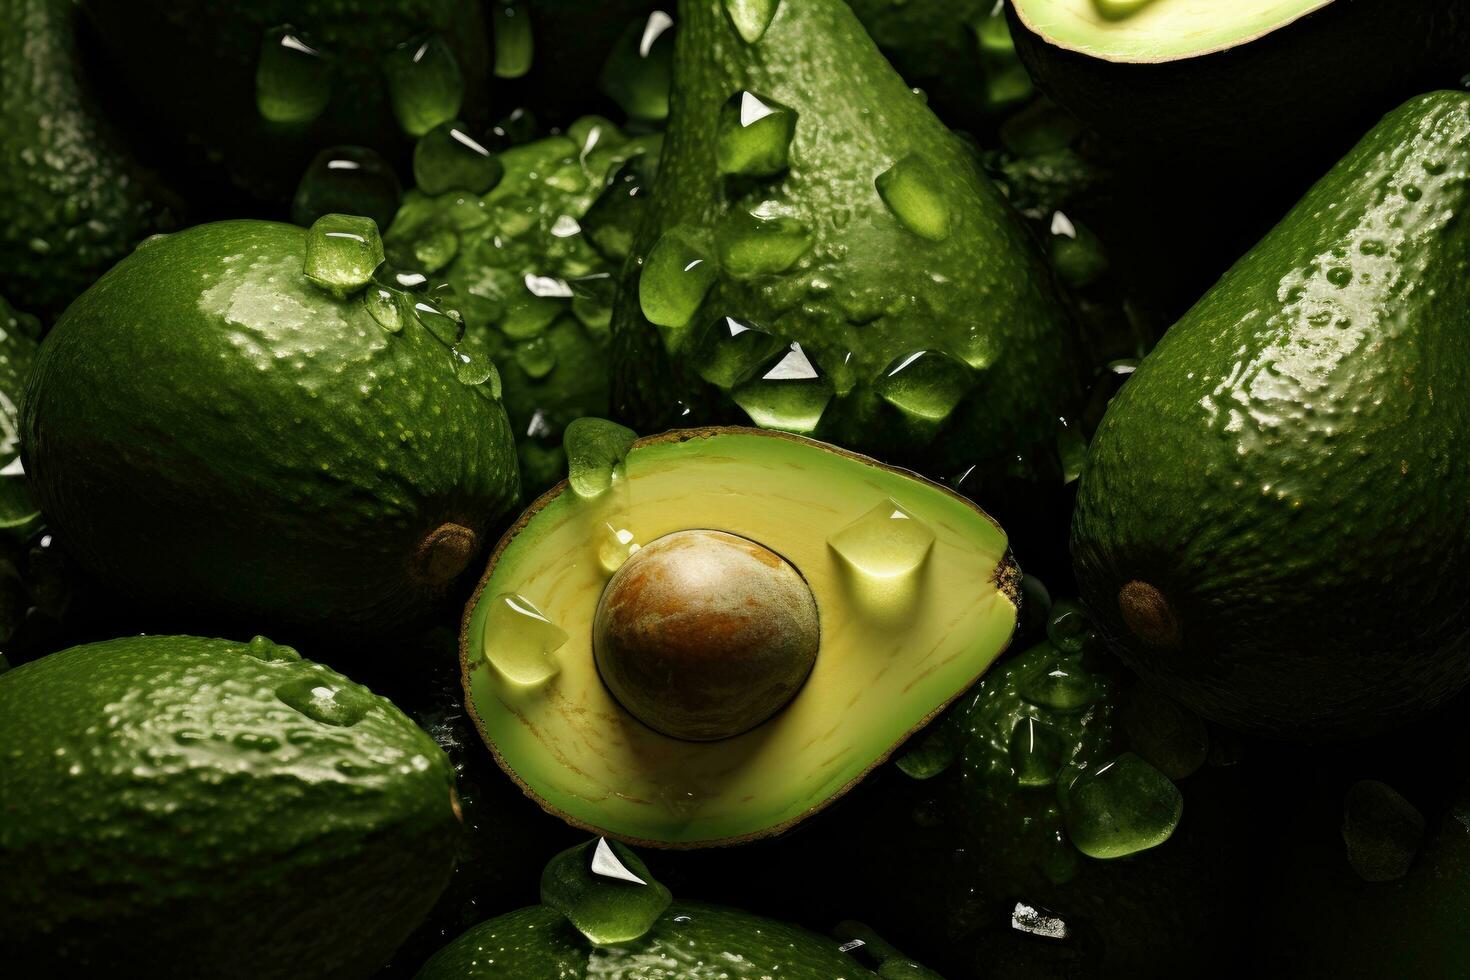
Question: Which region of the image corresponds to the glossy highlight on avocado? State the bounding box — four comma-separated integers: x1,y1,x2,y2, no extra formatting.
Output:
462,427,1019,846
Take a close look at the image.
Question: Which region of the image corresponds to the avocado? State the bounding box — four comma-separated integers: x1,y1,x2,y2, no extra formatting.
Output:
415,837,938,978
0,0,180,320
1071,91,1470,738
0,634,462,978
609,0,1078,490
461,425,1019,846
385,120,661,494
22,220,519,637
80,0,492,202
0,294,41,534
1008,0,1470,172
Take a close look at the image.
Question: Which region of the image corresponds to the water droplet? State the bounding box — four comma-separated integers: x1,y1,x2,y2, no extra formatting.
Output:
451,346,497,387
1056,417,1087,484
894,728,955,780
411,297,464,346
1327,266,1352,288
275,675,376,727
717,91,797,177
1062,752,1182,859
514,335,557,378
583,155,655,262
715,204,812,277
876,154,950,242
1342,779,1425,882
828,498,935,579
406,226,460,274
598,522,640,574
303,214,383,298
255,26,331,124
639,226,717,328
731,343,833,434
292,146,402,231
383,33,464,137
601,11,675,121
483,593,568,685
414,121,505,195
491,0,534,79
1050,218,1109,289
1010,717,1067,788
565,417,638,499
693,316,787,389
1046,600,1095,654
1092,0,1158,19
363,286,404,333
875,349,972,423
374,262,429,292
1021,663,1105,711
1402,184,1423,202
540,838,672,945
244,635,300,663
723,0,779,42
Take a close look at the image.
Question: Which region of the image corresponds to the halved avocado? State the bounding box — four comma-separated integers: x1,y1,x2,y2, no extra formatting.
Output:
460,427,1019,847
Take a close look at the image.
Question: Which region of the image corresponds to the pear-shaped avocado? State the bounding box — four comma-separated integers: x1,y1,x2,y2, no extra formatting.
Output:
461,425,1018,846
610,0,1078,484
0,634,462,978
1072,91,1470,738
22,220,519,637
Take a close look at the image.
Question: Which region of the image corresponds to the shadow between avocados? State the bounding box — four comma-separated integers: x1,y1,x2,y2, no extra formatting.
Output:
459,426,1021,848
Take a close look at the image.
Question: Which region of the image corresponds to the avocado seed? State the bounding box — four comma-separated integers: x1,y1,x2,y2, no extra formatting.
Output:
593,529,820,741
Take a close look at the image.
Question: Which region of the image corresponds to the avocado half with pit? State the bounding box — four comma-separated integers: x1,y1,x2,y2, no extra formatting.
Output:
460,427,1019,847
1007,0,1467,169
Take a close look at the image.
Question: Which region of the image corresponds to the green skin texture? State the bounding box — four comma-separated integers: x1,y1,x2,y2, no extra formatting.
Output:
1072,91,1470,738
0,635,462,979
415,902,891,979
21,220,519,636
81,0,491,202
611,0,1077,478
0,0,179,320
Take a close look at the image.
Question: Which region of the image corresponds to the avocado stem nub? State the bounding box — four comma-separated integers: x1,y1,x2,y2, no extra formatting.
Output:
1118,580,1182,650
415,522,480,586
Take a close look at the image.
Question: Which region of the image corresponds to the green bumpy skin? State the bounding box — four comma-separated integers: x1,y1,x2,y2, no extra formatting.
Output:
0,0,179,319
416,901,891,979
611,0,1077,482
1072,91,1470,739
21,220,519,636
387,122,660,493
0,634,462,979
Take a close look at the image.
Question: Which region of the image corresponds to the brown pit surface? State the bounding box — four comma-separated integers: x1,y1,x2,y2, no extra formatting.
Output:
1119,579,1183,650
414,522,479,586
592,529,820,742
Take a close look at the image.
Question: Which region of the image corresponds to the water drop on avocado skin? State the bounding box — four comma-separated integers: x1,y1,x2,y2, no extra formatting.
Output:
875,154,951,242
383,33,464,137
482,593,568,685
255,26,331,125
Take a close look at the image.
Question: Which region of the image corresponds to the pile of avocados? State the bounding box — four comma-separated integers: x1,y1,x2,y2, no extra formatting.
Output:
4,0,1470,976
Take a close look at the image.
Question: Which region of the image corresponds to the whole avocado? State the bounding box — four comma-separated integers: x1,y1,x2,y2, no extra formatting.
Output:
1072,91,1470,738
0,634,463,978
22,220,519,637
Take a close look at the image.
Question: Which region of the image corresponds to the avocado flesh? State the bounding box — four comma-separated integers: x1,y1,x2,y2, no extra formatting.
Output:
22,220,520,637
0,0,179,319
463,427,1018,846
1072,91,1470,738
611,0,1077,481
0,634,462,978
1012,0,1330,61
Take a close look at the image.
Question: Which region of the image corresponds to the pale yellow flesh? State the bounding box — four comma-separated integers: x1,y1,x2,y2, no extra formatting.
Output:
1014,0,1333,62
465,431,1016,846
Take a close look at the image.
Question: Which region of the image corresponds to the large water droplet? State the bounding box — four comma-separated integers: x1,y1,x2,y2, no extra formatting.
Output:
292,146,402,231
693,316,787,390
723,0,779,42
414,121,504,195
876,154,951,242
600,11,675,121
245,635,300,663
255,26,331,124
383,33,464,137
514,335,557,378
717,91,796,177
828,498,936,579
1010,717,1066,788
411,296,464,346
716,205,811,277
275,675,375,727
304,214,384,298
565,417,638,499
540,838,672,945
731,343,833,433
1062,752,1182,859
1046,599,1095,654
483,593,568,685
598,523,640,574
1342,779,1425,882
363,286,404,333
1021,661,1105,711
451,346,497,387
491,0,534,79
639,227,716,328
583,154,656,262
875,349,972,423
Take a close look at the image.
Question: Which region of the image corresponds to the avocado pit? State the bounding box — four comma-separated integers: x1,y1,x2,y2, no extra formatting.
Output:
592,529,820,742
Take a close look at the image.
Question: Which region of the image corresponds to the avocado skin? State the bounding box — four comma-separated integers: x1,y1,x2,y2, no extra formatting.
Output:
80,0,491,203
1072,91,1470,738
21,220,519,637
0,634,462,979
611,0,1078,481
1009,0,1470,174
415,901,878,979
0,0,179,320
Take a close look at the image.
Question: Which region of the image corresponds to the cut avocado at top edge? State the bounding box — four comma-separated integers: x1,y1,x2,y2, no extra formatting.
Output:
460,426,1019,847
